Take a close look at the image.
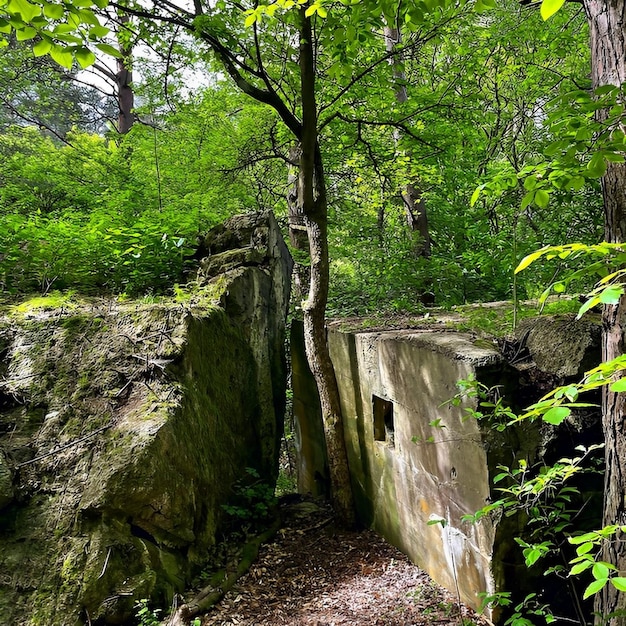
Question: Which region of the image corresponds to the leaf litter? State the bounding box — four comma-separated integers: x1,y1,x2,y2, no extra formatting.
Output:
197,498,491,626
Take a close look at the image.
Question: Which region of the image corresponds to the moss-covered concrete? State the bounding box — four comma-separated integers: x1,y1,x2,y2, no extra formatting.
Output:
0,211,292,625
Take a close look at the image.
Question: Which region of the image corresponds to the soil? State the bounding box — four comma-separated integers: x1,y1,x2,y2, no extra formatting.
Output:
198,499,492,626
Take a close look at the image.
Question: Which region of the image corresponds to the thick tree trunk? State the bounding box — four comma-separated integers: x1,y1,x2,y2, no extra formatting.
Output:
384,26,431,258
298,7,355,528
584,0,626,622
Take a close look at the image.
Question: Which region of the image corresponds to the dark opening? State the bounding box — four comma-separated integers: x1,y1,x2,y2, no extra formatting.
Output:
372,395,394,445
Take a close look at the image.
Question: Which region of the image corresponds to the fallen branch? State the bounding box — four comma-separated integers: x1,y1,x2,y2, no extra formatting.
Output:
168,516,281,626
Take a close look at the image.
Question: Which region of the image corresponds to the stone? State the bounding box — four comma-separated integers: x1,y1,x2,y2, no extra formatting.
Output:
0,211,292,626
0,448,12,510
515,314,601,379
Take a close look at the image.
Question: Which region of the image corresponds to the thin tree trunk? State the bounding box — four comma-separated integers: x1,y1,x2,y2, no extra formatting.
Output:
384,26,431,258
116,13,134,134
584,0,626,622
298,7,355,528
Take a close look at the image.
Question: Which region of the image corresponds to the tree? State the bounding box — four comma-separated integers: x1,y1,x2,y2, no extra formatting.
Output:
0,41,113,136
582,1,626,622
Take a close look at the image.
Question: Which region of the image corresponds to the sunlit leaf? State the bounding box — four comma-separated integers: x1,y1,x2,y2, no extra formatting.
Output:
540,0,566,19
577,296,601,319
15,24,36,39
593,562,610,580
543,406,571,425
88,24,109,38
599,285,623,304
50,44,73,68
535,189,549,208
8,0,42,22
43,3,64,19
515,247,550,274
609,378,626,392
74,46,95,68
33,36,52,56
611,577,626,592
583,577,608,600
95,42,122,57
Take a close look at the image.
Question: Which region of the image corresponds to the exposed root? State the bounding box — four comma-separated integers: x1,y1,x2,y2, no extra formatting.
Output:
168,517,281,626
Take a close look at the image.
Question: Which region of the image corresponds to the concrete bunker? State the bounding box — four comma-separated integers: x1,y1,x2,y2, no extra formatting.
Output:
292,317,603,623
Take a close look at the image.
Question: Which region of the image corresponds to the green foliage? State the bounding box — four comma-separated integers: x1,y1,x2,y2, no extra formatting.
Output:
0,86,279,296
222,468,277,528
134,599,161,626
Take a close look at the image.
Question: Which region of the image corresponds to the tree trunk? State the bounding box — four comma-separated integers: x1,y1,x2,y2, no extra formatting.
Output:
116,13,134,134
584,1,626,622
298,7,355,528
384,26,431,258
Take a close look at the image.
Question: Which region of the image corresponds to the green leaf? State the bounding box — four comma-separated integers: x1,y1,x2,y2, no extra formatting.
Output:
470,186,482,206
609,378,626,392
543,406,571,425
77,9,100,25
599,285,623,304
570,560,593,576
33,37,52,56
521,190,535,210
88,24,109,38
74,46,95,68
588,153,607,177
43,3,64,18
15,25,36,39
611,577,626,592
584,577,608,599
525,548,541,566
95,42,122,57
524,176,537,191
593,562,610,580
8,0,42,22
577,296,601,319
540,0,566,19
50,44,74,68
535,189,550,208
515,247,549,274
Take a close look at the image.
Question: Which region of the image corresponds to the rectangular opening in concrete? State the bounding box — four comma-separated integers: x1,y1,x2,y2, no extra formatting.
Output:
372,395,394,446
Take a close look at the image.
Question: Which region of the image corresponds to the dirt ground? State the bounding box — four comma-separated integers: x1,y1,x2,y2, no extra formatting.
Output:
197,499,491,626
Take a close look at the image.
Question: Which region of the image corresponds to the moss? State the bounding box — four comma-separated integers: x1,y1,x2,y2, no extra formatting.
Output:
11,292,80,314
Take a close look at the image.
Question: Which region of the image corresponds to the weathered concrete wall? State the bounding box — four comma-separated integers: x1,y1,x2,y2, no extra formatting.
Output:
0,211,292,626
293,316,603,621
293,325,513,617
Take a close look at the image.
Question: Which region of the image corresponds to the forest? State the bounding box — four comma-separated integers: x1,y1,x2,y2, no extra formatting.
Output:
1,0,626,623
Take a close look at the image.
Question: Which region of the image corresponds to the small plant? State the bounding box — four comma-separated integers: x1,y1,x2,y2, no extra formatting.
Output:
221,467,277,527
134,599,161,626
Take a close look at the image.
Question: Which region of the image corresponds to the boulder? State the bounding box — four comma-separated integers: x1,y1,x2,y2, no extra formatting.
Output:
0,211,292,626
515,314,601,379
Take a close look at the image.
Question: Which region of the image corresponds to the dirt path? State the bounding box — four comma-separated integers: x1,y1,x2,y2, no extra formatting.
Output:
198,500,491,626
